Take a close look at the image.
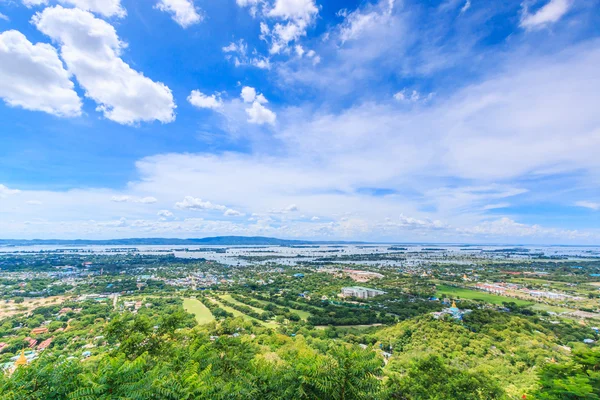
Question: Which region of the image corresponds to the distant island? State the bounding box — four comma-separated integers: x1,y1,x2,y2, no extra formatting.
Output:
0,236,366,247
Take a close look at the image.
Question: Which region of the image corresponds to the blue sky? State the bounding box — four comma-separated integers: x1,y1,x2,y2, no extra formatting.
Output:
0,0,599,243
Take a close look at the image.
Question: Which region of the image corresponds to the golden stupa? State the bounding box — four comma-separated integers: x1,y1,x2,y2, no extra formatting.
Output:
15,349,27,367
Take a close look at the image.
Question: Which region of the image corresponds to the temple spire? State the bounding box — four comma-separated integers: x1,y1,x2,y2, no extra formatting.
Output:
15,349,27,367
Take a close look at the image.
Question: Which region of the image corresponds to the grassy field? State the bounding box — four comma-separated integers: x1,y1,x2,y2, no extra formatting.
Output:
241,295,312,320
183,298,215,325
220,294,266,314
209,297,279,329
530,304,573,313
436,285,532,306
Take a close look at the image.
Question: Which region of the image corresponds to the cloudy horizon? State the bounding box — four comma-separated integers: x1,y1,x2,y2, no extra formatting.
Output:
1,0,599,244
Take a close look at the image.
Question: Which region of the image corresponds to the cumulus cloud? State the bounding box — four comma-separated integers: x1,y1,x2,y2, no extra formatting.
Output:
520,0,571,30
236,0,261,16
0,184,21,198
175,196,227,211
157,210,173,217
59,0,126,17
393,88,435,104
155,0,203,28
0,30,81,117
187,90,223,110
111,196,158,204
222,39,271,69
268,0,318,21
575,201,600,211
241,86,258,103
237,0,319,54
224,209,245,216
240,86,275,124
33,6,176,125
246,101,276,125
22,0,127,17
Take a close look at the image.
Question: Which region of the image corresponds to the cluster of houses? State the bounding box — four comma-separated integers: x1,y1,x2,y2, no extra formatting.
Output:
475,282,583,301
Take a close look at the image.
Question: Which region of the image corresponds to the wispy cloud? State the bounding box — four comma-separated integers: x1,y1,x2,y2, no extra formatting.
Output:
520,0,572,30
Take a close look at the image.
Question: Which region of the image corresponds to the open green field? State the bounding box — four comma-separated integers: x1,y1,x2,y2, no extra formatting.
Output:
241,295,312,320
220,294,266,314
183,298,215,325
530,304,573,313
436,285,532,306
209,297,279,329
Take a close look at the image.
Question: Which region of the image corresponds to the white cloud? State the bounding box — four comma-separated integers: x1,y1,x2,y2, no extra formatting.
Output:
22,0,48,6
223,41,243,53
26,200,43,205
460,0,471,13
240,86,268,104
187,90,223,110
157,210,174,218
175,196,227,211
0,30,81,117
22,0,127,17
237,0,319,55
575,201,600,211
111,196,158,204
0,184,21,198
270,204,298,214
33,6,176,125
461,217,591,240
241,86,258,103
338,0,394,43
520,0,571,30
268,0,318,21
311,216,320,221
0,12,9,21
155,0,203,28
222,39,271,69
236,0,260,7
240,87,275,124
482,203,510,210
236,0,261,17
246,101,276,125
394,89,417,102
224,209,245,216
59,0,126,18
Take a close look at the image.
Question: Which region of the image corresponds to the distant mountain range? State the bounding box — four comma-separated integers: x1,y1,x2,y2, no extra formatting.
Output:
0,236,366,247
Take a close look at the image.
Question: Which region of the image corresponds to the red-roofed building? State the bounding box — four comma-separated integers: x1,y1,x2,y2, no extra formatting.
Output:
0,343,8,353
31,327,48,335
37,338,53,350
24,337,37,348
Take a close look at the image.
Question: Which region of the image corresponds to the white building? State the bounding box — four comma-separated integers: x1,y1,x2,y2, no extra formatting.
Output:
341,286,386,299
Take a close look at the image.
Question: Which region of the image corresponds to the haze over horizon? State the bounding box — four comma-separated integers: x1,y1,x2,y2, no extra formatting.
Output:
1,0,600,244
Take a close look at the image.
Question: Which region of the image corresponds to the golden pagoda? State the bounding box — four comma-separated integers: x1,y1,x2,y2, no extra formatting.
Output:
15,350,27,367
451,300,457,308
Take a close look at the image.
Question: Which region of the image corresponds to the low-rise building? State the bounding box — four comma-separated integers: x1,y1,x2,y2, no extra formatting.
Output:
341,286,386,299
